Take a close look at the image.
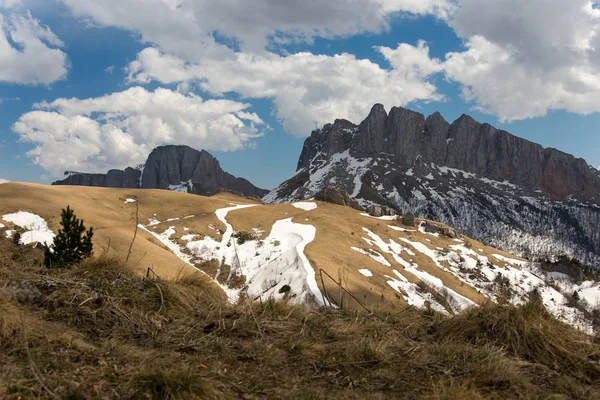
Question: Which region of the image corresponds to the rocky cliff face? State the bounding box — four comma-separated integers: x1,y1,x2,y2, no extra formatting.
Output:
53,145,268,198
266,104,600,267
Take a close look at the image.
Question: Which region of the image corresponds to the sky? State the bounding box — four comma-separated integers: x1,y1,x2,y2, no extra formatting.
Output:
1,0,600,190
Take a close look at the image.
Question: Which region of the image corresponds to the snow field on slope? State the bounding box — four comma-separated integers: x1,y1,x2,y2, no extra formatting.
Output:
287,149,371,201
140,204,326,306
349,219,596,332
446,244,594,333
360,213,398,221
2,211,55,246
352,227,474,314
385,269,448,314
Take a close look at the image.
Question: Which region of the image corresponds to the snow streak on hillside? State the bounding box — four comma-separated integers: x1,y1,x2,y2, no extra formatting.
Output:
353,218,599,334
138,203,326,306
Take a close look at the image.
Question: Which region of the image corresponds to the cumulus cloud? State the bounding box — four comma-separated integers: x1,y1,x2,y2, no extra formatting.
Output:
56,0,451,138
50,0,600,139
442,0,600,121
0,10,68,84
12,87,263,176
61,0,455,53
126,42,443,136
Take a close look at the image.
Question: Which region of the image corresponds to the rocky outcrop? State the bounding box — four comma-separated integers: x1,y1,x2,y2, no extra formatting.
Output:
53,145,268,198
266,104,600,267
366,205,396,218
402,213,415,227
314,188,364,211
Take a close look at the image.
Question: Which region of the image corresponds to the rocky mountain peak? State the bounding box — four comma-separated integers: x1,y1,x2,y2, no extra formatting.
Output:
266,104,600,267
53,145,268,197
296,105,600,201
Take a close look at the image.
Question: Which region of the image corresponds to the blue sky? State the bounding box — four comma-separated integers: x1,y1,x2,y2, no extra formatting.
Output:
1,0,600,189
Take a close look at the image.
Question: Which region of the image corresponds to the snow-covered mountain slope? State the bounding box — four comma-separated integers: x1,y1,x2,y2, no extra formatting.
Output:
1,183,599,334
265,105,600,268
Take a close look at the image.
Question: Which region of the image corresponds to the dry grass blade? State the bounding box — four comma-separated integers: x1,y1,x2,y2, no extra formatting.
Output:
19,311,58,399
1,236,600,399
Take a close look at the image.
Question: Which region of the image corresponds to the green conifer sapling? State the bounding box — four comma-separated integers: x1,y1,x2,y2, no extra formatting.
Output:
44,205,94,268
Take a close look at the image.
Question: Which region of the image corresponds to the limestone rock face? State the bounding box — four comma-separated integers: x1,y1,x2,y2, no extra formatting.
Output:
295,104,600,200
52,145,268,198
265,104,600,267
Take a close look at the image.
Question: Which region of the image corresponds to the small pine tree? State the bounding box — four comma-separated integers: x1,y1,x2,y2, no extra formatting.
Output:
571,290,580,305
12,231,21,245
44,206,94,268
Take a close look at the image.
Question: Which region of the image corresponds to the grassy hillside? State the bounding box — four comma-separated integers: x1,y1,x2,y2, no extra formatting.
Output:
0,183,527,313
1,236,600,399
2,183,599,331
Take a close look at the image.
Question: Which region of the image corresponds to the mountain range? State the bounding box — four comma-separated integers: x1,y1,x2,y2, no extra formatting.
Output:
53,105,600,267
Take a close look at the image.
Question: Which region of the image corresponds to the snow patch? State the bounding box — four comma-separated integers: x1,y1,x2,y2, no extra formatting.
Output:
360,213,397,221
351,246,392,267
2,212,55,246
292,202,318,211
389,225,416,232
181,234,199,241
168,179,194,193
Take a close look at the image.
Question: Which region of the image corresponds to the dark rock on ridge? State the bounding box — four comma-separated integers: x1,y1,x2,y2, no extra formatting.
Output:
402,213,415,227
53,145,268,198
314,188,364,211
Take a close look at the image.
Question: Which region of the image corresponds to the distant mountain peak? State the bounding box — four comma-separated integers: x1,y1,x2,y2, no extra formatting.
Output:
53,145,268,197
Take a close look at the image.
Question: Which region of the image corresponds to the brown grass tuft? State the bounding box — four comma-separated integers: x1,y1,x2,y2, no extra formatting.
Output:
432,302,600,381
1,236,600,399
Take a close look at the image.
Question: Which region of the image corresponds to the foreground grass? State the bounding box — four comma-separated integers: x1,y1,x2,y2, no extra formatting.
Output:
1,237,600,399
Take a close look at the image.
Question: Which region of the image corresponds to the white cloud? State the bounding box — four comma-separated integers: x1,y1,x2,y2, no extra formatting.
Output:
0,10,68,84
0,178,9,184
12,87,263,176
442,0,600,121
55,0,600,132
57,0,451,137
104,65,114,74
126,42,443,136
61,0,455,53
0,0,21,8
236,111,265,125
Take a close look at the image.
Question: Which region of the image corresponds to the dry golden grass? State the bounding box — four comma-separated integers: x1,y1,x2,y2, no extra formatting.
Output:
0,183,251,285
1,238,600,399
227,200,518,312
1,183,531,314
